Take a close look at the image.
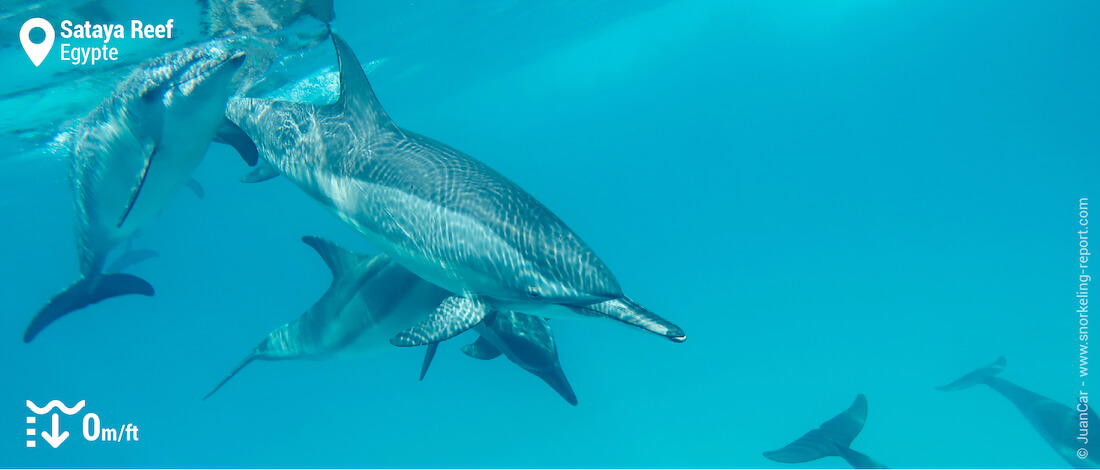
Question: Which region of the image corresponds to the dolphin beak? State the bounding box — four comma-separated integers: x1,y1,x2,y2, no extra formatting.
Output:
539,366,578,406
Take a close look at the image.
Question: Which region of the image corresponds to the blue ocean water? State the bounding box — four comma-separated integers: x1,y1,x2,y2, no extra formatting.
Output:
2,0,1099,467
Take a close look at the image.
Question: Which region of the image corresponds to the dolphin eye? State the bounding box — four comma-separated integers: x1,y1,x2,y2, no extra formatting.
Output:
525,287,542,300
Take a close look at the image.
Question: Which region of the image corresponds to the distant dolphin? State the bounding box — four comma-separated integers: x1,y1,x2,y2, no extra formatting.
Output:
419,310,578,406
23,41,249,342
939,357,1097,468
763,394,887,469
224,33,686,346
205,237,577,404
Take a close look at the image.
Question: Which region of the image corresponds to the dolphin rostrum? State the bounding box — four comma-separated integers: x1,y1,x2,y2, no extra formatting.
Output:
763,394,887,469
24,41,249,342
204,237,576,404
939,357,1097,468
224,33,685,346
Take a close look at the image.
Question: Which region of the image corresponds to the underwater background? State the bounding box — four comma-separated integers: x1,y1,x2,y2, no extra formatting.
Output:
1,0,1099,467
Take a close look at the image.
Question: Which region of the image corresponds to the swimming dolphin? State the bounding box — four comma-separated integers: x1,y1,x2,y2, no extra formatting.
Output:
23,41,249,343
199,0,335,36
419,310,578,406
204,237,577,404
204,236,442,399
763,394,887,469
223,33,686,346
939,357,1097,468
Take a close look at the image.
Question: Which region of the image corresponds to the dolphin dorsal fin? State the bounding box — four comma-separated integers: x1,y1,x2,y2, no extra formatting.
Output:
329,34,396,132
301,236,371,280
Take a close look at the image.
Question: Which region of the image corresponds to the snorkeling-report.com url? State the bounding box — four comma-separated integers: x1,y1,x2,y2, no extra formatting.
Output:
1079,197,1091,460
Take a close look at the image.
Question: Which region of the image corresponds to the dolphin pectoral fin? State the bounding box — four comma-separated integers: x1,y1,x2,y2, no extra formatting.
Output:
185,178,205,199
215,118,259,166
390,296,489,347
763,395,869,465
203,353,258,400
937,356,1006,391
116,144,157,228
419,343,438,381
239,159,280,183
572,297,686,342
24,274,154,343
461,336,502,360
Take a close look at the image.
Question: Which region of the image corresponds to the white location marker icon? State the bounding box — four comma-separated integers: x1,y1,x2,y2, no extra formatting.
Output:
20,18,55,67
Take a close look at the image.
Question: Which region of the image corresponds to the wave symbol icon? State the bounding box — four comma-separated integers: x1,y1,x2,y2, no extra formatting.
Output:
26,400,85,415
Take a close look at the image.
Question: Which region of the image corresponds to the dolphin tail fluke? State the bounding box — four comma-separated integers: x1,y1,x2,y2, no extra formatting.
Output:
763,394,869,464
937,356,1006,391
24,274,154,343
572,297,687,342
203,353,258,400
419,343,438,381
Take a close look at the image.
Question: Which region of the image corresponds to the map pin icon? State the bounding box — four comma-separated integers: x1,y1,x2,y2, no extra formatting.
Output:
20,18,54,67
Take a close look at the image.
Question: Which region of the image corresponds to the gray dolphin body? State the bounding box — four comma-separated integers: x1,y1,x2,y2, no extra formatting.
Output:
24,41,247,342
419,310,577,405
224,34,685,346
204,237,576,405
939,357,1098,468
764,394,887,469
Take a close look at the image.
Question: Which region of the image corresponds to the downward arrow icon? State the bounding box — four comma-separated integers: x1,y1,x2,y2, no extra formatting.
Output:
41,413,68,448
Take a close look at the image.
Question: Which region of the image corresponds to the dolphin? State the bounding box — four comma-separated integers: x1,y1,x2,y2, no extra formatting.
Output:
199,0,335,37
204,236,443,399
939,357,1098,468
419,310,578,406
763,394,886,469
224,33,686,346
204,237,577,404
23,41,250,343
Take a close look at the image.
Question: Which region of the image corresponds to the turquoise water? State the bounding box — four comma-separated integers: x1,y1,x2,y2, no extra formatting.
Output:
2,0,1099,467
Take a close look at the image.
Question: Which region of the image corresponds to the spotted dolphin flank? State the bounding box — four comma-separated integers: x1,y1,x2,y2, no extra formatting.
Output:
24,41,249,343
763,394,887,469
939,357,1098,468
204,237,576,404
224,33,685,346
